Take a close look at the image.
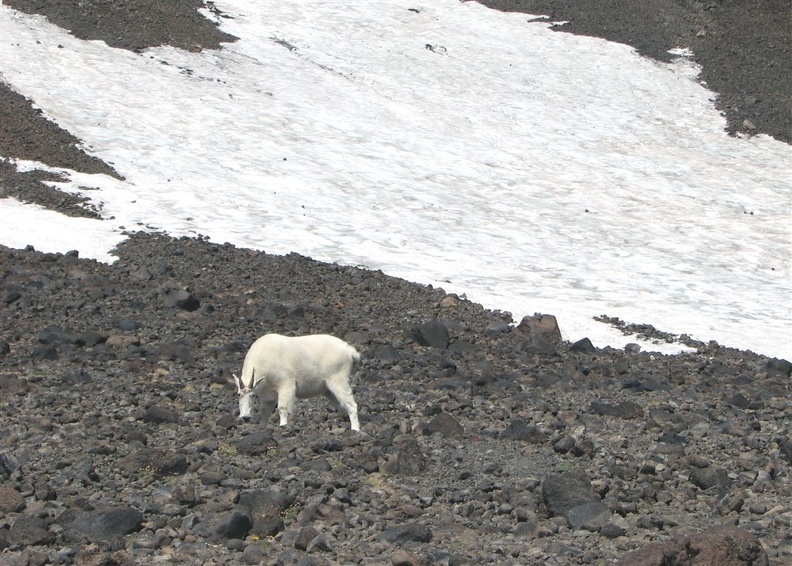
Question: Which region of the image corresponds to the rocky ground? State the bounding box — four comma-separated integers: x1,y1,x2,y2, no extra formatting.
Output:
1,234,790,566
1,1,791,565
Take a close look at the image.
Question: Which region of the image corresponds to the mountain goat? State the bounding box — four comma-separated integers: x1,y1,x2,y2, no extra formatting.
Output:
232,333,361,431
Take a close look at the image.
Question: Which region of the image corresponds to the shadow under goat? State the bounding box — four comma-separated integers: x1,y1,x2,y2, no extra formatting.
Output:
231,333,361,431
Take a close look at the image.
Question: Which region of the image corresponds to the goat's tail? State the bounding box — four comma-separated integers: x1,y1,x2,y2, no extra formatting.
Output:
351,347,362,368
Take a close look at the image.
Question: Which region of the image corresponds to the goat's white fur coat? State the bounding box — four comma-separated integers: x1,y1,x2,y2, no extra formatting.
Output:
234,333,361,431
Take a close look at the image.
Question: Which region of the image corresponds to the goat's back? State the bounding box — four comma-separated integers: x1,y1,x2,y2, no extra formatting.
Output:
243,333,359,386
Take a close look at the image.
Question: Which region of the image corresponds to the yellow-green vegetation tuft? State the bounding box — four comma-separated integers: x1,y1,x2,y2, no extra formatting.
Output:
218,442,238,456
280,503,300,524
364,473,399,497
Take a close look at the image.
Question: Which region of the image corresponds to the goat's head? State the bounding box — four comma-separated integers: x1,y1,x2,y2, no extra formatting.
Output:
233,371,256,421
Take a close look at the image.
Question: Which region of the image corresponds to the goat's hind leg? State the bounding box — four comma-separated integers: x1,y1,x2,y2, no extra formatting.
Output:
325,377,360,431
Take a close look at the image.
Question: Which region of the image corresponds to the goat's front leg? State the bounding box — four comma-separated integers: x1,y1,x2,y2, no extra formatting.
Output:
259,394,277,427
277,383,297,426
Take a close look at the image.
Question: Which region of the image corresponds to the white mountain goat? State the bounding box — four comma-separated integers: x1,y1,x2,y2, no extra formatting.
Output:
232,333,361,431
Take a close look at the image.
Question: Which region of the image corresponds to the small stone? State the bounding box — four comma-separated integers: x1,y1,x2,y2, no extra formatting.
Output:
570,337,596,352
380,523,433,544
691,467,730,491
0,486,25,513
423,412,464,438
307,534,334,552
295,526,319,551
601,522,628,539
749,501,767,514
565,501,611,531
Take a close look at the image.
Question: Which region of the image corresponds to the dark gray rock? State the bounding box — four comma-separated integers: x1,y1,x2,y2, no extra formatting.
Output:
238,489,294,536
8,515,55,546
143,404,181,424
636,515,678,531
307,533,335,552
542,469,598,517
464,360,497,387
624,343,641,354
380,523,433,544
565,501,611,531
80,329,108,346
501,419,547,443
515,313,563,356
622,374,670,392
423,412,464,438
164,287,201,311
382,438,428,476
690,467,730,491
194,511,252,542
157,342,196,364
294,526,320,551
3,291,21,305
765,357,791,377
65,507,143,542
235,431,277,456
590,401,644,419
114,318,139,331
411,319,450,349
240,542,268,565
600,522,627,539
37,326,67,344
570,337,596,353
486,321,511,335
117,448,188,477
32,345,58,361
553,435,576,454
370,344,402,363
779,435,792,465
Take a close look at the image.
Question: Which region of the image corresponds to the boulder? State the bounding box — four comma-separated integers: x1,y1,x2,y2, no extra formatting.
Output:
542,469,598,517
64,507,144,542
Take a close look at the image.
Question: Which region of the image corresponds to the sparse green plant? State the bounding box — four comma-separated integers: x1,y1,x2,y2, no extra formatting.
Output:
141,464,160,475
554,461,574,472
364,473,399,497
280,503,300,524
218,442,238,456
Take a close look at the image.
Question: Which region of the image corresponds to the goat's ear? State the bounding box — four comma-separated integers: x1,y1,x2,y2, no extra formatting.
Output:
228,373,241,387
